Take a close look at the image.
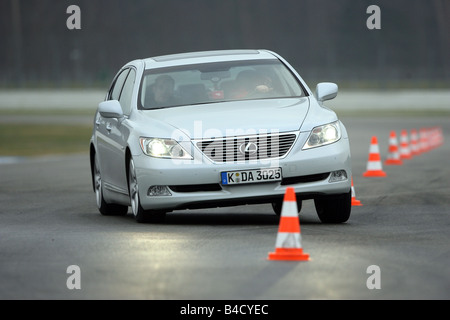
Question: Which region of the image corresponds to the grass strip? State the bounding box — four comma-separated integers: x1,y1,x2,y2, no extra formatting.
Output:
0,123,92,157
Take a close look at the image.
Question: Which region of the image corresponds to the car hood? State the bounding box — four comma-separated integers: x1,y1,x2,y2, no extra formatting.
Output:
139,98,310,139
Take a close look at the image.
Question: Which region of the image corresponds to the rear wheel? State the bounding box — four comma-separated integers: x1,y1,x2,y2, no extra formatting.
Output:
94,153,128,216
314,190,352,223
129,158,166,223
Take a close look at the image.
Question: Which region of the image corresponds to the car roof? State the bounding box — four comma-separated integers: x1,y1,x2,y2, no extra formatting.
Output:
141,49,279,70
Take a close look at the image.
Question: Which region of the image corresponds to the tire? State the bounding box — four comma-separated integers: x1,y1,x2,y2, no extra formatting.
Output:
272,198,302,216
128,158,166,223
314,190,352,223
94,153,128,216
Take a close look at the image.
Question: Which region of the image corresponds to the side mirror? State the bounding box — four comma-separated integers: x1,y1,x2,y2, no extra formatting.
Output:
98,100,124,118
315,82,338,102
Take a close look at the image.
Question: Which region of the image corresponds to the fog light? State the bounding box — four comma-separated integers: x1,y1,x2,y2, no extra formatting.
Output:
147,186,172,196
329,170,348,182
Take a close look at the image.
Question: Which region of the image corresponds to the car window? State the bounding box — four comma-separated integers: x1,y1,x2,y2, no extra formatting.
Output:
139,59,305,110
109,68,130,101
118,69,136,115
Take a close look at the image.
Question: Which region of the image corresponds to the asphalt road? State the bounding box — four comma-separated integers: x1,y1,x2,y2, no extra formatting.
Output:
1,115,449,301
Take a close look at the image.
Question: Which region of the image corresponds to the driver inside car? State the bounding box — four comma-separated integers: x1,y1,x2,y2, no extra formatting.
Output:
145,75,178,108
230,70,274,99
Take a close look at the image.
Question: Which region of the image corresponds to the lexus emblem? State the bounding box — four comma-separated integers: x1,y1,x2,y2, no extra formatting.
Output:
239,142,258,155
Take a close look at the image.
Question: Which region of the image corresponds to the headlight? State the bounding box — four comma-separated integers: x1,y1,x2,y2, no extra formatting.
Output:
303,121,341,150
140,138,192,159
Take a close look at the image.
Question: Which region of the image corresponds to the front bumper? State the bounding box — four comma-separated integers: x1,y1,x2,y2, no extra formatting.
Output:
134,132,351,211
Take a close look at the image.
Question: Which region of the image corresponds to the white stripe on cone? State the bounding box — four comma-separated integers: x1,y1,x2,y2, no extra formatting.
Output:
369,144,380,154
367,161,383,171
280,201,298,217
275,232,302,249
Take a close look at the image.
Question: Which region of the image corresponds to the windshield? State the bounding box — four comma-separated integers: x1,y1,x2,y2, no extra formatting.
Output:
138,59,306,110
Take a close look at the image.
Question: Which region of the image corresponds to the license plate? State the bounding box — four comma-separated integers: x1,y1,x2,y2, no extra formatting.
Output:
221,168,282,185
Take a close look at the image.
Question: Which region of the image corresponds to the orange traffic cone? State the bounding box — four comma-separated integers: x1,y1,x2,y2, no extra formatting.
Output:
351,177,362,206
268,187,309,261
429,126,444,149
399,129,412,159
419,128,429,153
363,136,387,177
436,126,444,148
384,131,403,165
410,129,420,156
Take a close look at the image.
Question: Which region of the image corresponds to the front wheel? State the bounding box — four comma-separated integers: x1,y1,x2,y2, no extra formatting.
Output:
129,158,166,223
314,190,352,223
94,153,128,216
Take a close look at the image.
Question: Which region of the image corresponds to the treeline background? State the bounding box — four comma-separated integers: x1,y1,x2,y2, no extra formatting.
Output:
1,0,449,89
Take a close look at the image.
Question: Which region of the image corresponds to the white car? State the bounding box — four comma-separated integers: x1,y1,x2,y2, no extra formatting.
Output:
90,49,352,223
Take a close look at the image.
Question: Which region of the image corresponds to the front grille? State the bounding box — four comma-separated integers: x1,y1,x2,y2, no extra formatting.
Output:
196,132,297,163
